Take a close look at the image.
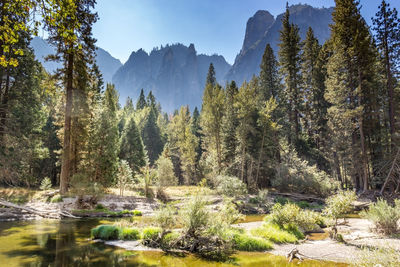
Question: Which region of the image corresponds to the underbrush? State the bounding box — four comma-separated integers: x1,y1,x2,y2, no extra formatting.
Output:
360,199,400,235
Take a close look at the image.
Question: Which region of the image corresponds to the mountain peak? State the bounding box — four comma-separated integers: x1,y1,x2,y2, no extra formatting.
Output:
242,10,275,52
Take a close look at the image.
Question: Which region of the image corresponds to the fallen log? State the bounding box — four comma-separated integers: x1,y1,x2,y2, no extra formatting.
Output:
0,198,80,219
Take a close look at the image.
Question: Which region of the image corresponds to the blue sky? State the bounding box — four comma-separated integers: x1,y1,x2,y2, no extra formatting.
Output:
93,0,400,64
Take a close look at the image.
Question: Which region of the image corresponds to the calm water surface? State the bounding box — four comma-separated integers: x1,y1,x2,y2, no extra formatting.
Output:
0,219,347,267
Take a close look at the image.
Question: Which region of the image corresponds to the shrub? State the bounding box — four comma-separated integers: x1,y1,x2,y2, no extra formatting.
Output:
141,227,162,246
272,148,339,196
274,196,290,205
214,175,247,197
119,228,140,240
232,233,273,251
155,204,177,230
266,203,321,233
251,223,298,243
50,195,63,203
180,195,209,236
117,160,134,196
132,210,142,216
91,225,120,240
40,177,52,191
360,199,400,235
160,232,181,247
95,204,105,210
323,190,357,226
156,155,177,186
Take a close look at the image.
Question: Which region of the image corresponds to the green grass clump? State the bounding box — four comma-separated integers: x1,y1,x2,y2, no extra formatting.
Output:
251,223,298,243
91,225,120,240
232,233,273,251
95,204,106,210
161,232,181,247
360,199,400,235
50,195,63,203
132,210,142,216
141,227,162,241
119,227,140,240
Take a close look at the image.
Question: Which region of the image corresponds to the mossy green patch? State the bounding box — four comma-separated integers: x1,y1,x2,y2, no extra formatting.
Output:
232,233,273,251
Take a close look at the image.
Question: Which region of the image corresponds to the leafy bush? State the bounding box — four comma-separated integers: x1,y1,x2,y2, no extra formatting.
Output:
251,223,298,243
40,177,52,191
232,233,273,251
132,210,142,216
214,175,247,197
180,195,209,236
266,203,322,233
360,199,400,235
50,195,63,203
156,155,177,186
117,160,133,196
141,227,162,246
155,204,177,230
273,148,339,196
323,190,357,226
119,228,140,240
160,232,181,247
95,204,105,210
274,196,290,205
91,225,120,240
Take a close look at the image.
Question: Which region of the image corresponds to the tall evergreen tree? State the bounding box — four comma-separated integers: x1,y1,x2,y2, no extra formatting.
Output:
119,116,146,175
259,44,280,101
142,109,164,165
89,84,120,186
222,81,239,175
136,89,147,110
278,4,302,144
43,0,98,193
373,0,400,150
206,63,216,86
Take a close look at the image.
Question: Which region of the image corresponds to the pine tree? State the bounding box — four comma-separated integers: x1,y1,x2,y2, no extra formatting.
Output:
201,82,225,173
43,0,98,193
90,84,120,186
192,107,203,166
373,0,400,150
259,44,280,101
206,63,216,86
119,116,146,175
136,89,147,110
142,109,164,165
325,0,379,191
222,81,239,175
278,4,302,144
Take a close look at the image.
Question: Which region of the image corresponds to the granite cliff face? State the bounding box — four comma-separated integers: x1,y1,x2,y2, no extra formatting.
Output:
225,4,334,85
112,43,231,112
30,37,122,84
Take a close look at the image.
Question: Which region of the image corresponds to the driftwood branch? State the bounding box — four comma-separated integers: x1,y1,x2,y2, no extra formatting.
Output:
380,148,400,195
0,198,80,219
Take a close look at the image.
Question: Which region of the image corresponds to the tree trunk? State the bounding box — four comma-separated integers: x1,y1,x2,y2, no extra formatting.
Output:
384,36,395,150
255,128,266,188
359,117,369,192
0,70,10,145
60,52,74,194
333,151,343,188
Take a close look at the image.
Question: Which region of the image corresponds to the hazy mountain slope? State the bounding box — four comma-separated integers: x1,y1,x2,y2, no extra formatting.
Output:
112,43,231,112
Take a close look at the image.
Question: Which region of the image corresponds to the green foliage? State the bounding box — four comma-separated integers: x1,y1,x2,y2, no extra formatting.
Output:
141,227,162,244
251,223,298,243
214,175,247,197
117,160,134,196
266,203,322,233
323,190,357,225
138,164,157,198
155,204,177,230
95,204,105,210
91,225,120,240
273,147,339,196
156,154,177,186
232,233,273,251
40,177,52,191
180,195,209,236
132,210,142,216
360,199,400,235
49,194,63,203
160,232,181,248
119,228,140,241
